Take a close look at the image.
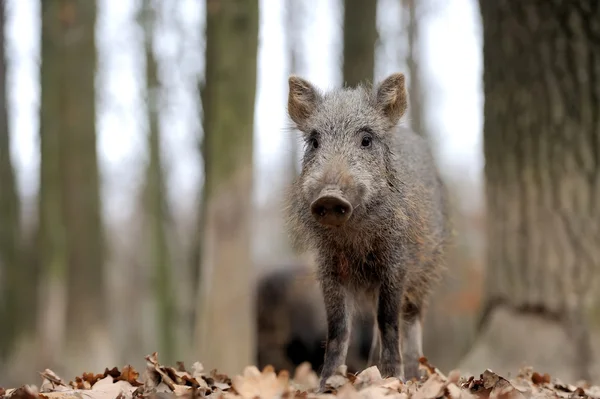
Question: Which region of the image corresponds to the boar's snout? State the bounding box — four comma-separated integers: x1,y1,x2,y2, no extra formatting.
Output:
310,192,353,227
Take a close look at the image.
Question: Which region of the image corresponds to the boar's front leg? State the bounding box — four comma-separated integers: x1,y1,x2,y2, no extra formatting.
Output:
318,277,352,392
377,281,403,380
401,299,424,381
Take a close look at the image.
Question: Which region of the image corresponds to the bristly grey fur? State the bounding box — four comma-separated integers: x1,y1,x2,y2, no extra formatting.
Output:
284,73,451,392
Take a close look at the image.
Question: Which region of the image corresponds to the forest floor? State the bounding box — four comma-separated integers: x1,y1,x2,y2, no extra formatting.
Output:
1,353,599,399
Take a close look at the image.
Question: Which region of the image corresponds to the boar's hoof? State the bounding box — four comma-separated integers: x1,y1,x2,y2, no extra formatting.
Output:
310,195,353,226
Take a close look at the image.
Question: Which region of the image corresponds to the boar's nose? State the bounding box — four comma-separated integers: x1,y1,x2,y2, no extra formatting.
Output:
310,195,353,226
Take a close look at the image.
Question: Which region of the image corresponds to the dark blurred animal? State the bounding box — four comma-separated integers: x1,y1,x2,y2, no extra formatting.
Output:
255,263,373,375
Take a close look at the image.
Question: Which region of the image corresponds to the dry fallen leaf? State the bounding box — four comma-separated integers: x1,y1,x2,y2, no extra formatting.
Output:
2,352,599,399
39,370,70,394
413,373,446,399
354,366,383,387
379,377,402,391
446,382,463,399
334,383,360,399
530,372,551,386
231,365,289,398
5,385,39,399
447,370,462,385
191,362,204,378
90,376,137,398
292,361,319,391
318,365,353,394
116,365,143,387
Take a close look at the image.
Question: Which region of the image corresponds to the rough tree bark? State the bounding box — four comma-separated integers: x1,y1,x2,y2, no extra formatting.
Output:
141,0,175,365
0,0,25,359
342,0,378,87
194,0,259,375
39,0,108,370
460,1,600,383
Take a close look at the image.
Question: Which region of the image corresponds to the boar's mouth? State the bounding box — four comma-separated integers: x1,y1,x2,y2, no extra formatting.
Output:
309,189,354,227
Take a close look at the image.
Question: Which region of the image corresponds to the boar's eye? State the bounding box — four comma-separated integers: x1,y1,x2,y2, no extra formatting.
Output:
360,128,373,148
361,136,372,148
308,130,319,149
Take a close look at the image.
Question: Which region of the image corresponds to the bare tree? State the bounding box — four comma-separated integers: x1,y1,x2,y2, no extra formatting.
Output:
342,0,378,86
194,0,259,375
403,0,426,138
38,0,69,368
285,0,303,181
0,0,25,359
460,1,600,383
140,0,176,365
38,0,107,371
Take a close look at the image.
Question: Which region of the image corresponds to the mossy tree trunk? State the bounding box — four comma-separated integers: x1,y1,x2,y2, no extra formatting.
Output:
194,0,259,375
342,0,378,87
39,0,106,368
141,0,175,365
460,1,600,383
38,0,70,367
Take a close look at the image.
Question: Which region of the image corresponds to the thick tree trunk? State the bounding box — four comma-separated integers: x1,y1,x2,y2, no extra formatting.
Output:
460,1,600,383
39,0,108,370
342,0,378,87
194,0,259,375
38,0,69,368
141,1,175,365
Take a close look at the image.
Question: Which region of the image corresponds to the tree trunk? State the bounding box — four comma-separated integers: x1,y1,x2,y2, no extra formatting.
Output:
38,0,70,368
403,0,426,138
39,0,108,370
285,0,301,182
141,0,176,365
460,1,600,383
342,0,378,87
0,0,25,359
194,0,259,375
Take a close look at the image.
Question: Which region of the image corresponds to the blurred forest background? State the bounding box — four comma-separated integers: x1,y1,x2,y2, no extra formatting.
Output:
0,0,599,390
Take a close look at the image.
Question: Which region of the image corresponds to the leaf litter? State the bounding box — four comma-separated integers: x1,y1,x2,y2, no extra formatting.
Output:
1,354,598,399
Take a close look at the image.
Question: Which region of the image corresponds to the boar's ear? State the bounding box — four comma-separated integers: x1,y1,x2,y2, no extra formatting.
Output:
288,75,321,127
375,73,408,125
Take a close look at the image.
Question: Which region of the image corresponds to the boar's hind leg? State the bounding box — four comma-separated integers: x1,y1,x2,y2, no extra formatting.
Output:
377,283,403,379
366,314,380,367
401,298,423,381
318,278,352,392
